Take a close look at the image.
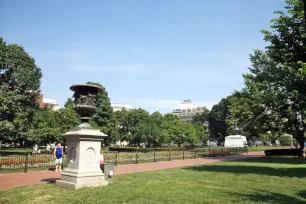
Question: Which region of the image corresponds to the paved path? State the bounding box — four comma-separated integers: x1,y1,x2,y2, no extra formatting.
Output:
0,152,264,191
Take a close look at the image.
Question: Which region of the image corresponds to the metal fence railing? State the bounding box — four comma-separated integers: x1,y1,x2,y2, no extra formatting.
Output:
0,152,67,174
0,147,248,174
103,147,248,166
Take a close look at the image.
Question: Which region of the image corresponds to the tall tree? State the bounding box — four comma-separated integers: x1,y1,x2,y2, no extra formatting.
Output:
150,111,164,127
192,108,210,124
193,121,209,145
86,82,118,146
158,114,198,147
28,107,61,145
235,0,306,150
136,118,159,147
208,97,232,144
0,37,42,145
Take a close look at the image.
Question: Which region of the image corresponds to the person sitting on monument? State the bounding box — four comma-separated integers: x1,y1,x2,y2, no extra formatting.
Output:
54,143,63,172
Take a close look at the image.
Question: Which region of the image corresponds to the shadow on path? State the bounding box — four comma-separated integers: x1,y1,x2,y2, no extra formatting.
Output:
40,178,59,184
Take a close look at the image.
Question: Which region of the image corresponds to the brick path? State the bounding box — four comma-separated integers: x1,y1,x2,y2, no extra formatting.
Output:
0,152,264,191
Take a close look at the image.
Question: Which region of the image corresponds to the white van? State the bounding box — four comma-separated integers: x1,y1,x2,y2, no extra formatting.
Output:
224,135,248,148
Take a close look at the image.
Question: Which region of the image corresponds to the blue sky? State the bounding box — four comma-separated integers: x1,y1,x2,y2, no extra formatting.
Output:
0,0,286,113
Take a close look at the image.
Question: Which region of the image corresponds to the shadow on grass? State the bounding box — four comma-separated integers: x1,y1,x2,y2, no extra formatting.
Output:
183,164,306,178
230,190,306,204
234,156,306,165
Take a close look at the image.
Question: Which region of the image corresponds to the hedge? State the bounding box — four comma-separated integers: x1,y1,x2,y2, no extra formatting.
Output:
265,148,302,156
108,147,185,153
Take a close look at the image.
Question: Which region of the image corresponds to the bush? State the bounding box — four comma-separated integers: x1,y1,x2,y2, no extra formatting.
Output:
279,135,293,146
108,147,185,153
265,148,301,156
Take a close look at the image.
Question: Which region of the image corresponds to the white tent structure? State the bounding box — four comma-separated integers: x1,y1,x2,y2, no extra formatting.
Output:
224,135,248,148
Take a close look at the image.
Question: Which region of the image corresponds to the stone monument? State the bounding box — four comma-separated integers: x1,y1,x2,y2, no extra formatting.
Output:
56,84,108,190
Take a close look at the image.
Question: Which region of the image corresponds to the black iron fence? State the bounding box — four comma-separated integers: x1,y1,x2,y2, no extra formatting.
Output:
0,147,248,174
0,152,63,174
103,147,248,165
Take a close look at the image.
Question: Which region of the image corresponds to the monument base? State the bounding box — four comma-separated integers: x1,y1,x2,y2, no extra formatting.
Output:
55,169,109,190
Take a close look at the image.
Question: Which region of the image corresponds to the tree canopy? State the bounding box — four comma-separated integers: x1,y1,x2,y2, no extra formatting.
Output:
0,37,42,145
228,0,306,149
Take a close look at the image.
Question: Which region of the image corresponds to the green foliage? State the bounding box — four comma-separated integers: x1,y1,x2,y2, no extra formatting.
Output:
193,121,209,144
158,114,198,146
0,37,42,144
192,108,210,124
208,97,231,143
136,118,159,147
108,146,184,152
279,135,293,146
263,132,273,144
28,104,79,144
116,108,150,145
227,0,306,149
86,82,119,146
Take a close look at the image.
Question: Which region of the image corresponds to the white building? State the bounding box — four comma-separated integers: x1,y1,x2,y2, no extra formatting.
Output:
111,103,133,112
39,94,61,111
172,99,207,122
44,98,61,111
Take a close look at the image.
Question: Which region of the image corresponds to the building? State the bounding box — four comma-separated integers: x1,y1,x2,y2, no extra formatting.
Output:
172,99,207,122
111,103,133,112
39,94,61,111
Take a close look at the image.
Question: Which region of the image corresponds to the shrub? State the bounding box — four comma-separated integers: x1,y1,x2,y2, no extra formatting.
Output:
265,148,301,156
108,147,185,153
279,135,293,146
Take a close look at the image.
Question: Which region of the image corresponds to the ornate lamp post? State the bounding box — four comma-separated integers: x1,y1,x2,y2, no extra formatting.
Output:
56,84,108,190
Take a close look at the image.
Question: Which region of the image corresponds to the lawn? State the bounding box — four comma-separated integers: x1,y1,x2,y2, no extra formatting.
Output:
0,148,32,153
1,157,306,204
247,146,287,152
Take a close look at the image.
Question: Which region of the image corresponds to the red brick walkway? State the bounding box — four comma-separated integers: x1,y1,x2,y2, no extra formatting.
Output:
0,152,264,190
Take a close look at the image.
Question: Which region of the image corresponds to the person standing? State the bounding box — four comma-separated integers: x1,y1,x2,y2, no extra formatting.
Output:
54,143,63,172
46,144,51,153
100,151,104,172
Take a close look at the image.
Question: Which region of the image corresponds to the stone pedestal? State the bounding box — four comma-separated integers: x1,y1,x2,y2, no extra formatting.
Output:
56,123,108,190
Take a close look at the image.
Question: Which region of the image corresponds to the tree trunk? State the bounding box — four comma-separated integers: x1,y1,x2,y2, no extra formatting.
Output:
298,132,305,157
63,138,66,154
104,140,108,147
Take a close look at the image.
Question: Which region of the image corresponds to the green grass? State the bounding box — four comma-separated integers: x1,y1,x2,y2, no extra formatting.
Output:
247,146,286,152
0,148,32,153
1,156,306,204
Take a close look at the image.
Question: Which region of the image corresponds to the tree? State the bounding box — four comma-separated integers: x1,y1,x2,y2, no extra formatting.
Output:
28,107,61,145
64,98,74,109
136,118,159,147
150,111,164,127
234,0,306,150
192,108,210,124
227,77,282,141
115,109,131,142
127,109,150,146
0,37,42,145
193,121,209,145
158,114,198,147
279,134,293,146
208,97,231,144
86,82,119,146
